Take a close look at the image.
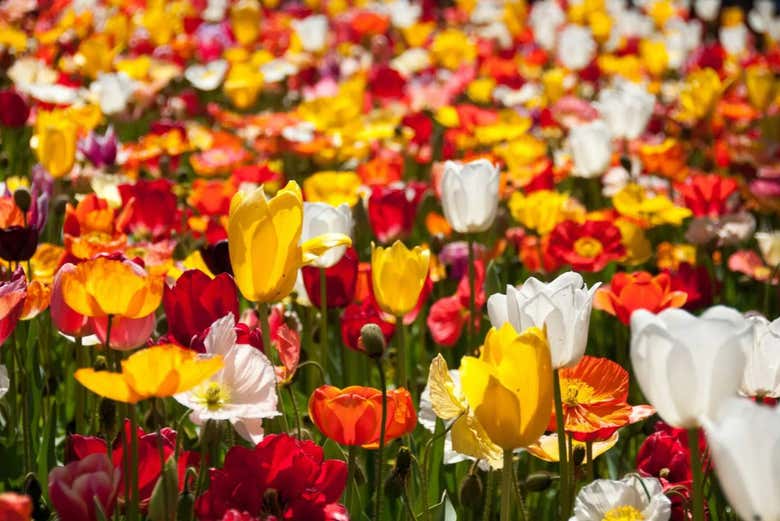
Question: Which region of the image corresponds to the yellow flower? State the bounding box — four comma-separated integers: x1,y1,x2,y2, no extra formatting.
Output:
656,242,696,270
223,63,264,109
76,35,118,79
527,431,619,462
745,64,776,111
0,25,27,52
678,68,722,122
75,344,224,403
371,241,430,317
231,0,262,46
61,257,163,319
228,181,351,303
427,355,503,469
34,110,78,178
431,29,476,70
648,0,675,27
541,68,567,103
460,324,553,450
588,10,612,44
467,78,496,103
612,184,692,227
303,171,362,207
508,190,583,235
474,110,531,146
639,39,668,77
616,218,652,265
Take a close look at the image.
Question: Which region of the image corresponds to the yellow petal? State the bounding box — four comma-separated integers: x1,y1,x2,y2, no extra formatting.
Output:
122,345,223,399
527,432,620,463
301,233,353,264
428,354,467,420
451,414,504,469
74,369,142,403
473,374,525,450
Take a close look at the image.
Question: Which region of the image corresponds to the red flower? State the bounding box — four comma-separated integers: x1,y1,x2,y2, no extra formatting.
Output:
664,263,714,311
162,270,239,349
674,174,738,218
48,453,120,521
0,90,30,127
547,220,625,272
341,299,395,353
118,179,180,239
367,183,427,243
0,268,26,346
594,271,687,325
369,66,406,101
401,112,433,147
302,247,358,309
195,434,348,521
427,296,465,347
0,492,33,521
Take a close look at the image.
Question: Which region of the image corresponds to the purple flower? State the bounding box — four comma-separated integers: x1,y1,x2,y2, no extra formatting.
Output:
78,127,117,168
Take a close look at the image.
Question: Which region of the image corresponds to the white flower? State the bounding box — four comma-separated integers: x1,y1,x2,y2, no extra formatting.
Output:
557,25,596,71
529,0,566,51
568,119,613,178
281,122,316,143
694,0,720,21
8,58,58,90
390,48,432,76
630,306,753,428
487,272,600,369
720,24,748,56
748,0,775,33
302,202,353,268
27,83,81,105
387,0,421,28
292,15,329,53
260,59,298,83
704,398,780,521
418,368,474,467
202,0,227,22
0,365,8,399
741,315,780,398
185,60,229,91
570,475,671,521
174,314,279,444
90,73,136,115
441,159,500,234
595,81,655,140
755,231,780,267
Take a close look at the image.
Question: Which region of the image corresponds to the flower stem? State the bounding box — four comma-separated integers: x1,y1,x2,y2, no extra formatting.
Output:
154,399,171,521
286,385,302,439
74,336,87,434
482,471,495,521
127,405,140,521
374,357,388,521
501,449,514,521
319,268,329,381
258,302,290,433
553,368,571,520
467,236,476,351
688,428,705,521
105,314,113,354
345,445,357,513
396,316,407,389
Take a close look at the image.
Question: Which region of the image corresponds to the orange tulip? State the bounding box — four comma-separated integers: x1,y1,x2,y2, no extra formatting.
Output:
594,271,687,325
19,280,50,320
61,257,163,319
308,385,416,448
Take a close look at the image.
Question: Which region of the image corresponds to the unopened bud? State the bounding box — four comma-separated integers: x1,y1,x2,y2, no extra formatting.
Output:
23,473,42,503
620,155,632,172
93,355,108,371
524,471,554,492
659,468,670,479
395,446,412,476
13,187,31,213
459,472,483,509
177,491,194,520
383,470,404,500
359,323,386,358
98,398,116,436
572,445,586,466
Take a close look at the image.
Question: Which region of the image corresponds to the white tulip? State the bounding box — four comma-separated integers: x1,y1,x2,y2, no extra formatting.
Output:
441,159,500,234
595,81,655,140
694,0,721,21
185,60,229,91
292,15,329,53
755,231,780,267
387,0,421,28
570,475,671,521
741,315,780,398
302,202,353,268
0,365,8,399
630,306,753,428
90,73,136,115
557,25,596,71
705,398,780,521
487,272,600,368
529,0,566,51
720,24,748,56
568,119,613,178
174,314,280,444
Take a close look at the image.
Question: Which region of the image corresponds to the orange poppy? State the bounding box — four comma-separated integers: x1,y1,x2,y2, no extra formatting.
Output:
594,271,687,325
19,279,51,320
308,385,416,448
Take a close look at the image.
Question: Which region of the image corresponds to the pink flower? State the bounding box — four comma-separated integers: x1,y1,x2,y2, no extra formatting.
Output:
48,453,120,521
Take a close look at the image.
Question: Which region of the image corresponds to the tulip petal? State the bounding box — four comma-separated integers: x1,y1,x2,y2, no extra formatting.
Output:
301,233,352,265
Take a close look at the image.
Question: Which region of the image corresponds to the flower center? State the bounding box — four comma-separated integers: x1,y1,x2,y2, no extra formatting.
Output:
602,505,645,521
573,237,604,258
561,378,595,406
195,382,230,411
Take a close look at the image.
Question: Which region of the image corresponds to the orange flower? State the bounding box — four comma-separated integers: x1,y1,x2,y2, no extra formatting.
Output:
188,179,237,217
594,271,687,325
638,138,688,182
61,256,163,319
549,356,635,434
308,385,417,448
19,280,50,320
63,194,129,259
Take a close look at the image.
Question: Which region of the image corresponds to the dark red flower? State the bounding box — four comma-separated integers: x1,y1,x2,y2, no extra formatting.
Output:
0,90,30,127
200,240,233,276
118,179,180,239
302,247,358,309
341,299,395,353
401,112,433,147
195,433,348,521
0,226,38,262
674,174,738,218
367,183,427,243
636,428,692,486
49,453,119,521
369,66,406,100
664,263,715,311
163,269,239,349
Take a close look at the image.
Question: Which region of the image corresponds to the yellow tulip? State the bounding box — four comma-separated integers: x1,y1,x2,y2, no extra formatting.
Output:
460,324,553,450
430,29,477,70
223,63,264,110
678,68,722,122
34,110,77,178
75,344,223,403
231,0,261,46
228,181,351,303
303,171,362,207
371,241,430,317
508,190,583,235
745,64,776,111
61,257,163,319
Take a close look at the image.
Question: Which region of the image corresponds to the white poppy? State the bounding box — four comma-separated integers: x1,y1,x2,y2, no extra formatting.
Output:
90,73,136,115
570,475,671,521
185,60,229,91
595,81,655,140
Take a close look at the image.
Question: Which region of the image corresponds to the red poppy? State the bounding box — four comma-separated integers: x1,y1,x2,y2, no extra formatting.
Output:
118,179,180,239
341,299,395,353
195,434,348,521
547,220,625,272
674,173,738,218
162,270,239,349
301,247,358,309
367,182,427,243
308,385,417,448
0,89,30,127
0,492,32,521
594,271,687,325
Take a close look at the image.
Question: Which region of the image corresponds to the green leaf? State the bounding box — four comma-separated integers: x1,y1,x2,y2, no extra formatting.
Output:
484,260,504,298
36,400,57,502
148,457,179,521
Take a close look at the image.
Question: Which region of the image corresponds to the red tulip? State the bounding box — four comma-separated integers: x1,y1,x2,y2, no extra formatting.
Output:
302,246,358,308
0,492,32,521
50,264,94,338
367,182,427,243
118,179,180,239
674,173,738,218
48,453,120,521
91,313,156,350
341,299,395,353
427,295,465,347
0,268,26,347
162,270,239,349
0,90,30,128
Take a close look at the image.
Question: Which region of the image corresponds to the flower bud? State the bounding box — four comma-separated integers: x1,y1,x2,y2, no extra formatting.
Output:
572,445,586,466
98,399,116,436
13,188,31,213
524,471,554,492
459,472,483,509
359,323,387,358
383,470,404,500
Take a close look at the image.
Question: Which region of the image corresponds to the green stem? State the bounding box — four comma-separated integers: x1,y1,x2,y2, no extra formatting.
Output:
319,268,329,381
420,413,464,521
501,449,514,521
374,357,388,521
553,369,571,520
688,428,705,521
345,445,357,513
154,400,171,521
286,385,302,439
75,336,87,434
258,303,290,433
396,316,407,389
585,441,595,484
127,406,140,521
104,315,113,354
467,236,476,351
482,471,495,521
